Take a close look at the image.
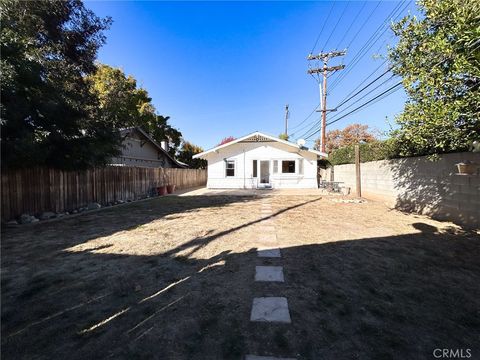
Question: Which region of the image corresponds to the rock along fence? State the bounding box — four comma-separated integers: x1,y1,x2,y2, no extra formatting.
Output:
1,166,207,222
327,152,480,229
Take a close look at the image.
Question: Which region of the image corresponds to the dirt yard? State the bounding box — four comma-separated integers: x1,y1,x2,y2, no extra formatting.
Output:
1,190,479,359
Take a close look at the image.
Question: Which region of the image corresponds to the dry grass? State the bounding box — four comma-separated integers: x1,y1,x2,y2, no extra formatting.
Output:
1,193,479,359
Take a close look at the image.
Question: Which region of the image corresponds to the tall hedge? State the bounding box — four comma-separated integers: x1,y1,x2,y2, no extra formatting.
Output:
328,140,400,165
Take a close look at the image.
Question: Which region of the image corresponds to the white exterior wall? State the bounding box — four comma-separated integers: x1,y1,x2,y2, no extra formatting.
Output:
204,142,318,189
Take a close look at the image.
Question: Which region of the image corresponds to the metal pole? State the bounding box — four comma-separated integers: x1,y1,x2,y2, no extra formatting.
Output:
355,144,361,198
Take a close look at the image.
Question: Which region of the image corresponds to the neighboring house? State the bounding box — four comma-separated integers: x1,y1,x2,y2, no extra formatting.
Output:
110,127,187,168
193,131,327,189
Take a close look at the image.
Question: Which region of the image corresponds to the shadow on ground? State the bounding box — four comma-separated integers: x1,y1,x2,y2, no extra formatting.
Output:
1,195,479,360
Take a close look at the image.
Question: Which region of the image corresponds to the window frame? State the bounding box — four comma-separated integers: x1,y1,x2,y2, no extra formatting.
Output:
225,160,235,177
281,160,296,174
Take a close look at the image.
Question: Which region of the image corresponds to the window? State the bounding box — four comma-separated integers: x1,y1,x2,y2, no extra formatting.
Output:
253,160,257,177
299,159,304,175
282,160,295,173
225,160,235,177
273,160,278,173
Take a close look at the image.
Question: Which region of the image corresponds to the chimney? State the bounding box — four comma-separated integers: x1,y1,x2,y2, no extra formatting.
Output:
160,140,169,152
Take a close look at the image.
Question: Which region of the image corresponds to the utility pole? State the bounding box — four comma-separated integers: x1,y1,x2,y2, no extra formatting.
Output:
355,144,361,198
307,50,346,153
284,104,289,136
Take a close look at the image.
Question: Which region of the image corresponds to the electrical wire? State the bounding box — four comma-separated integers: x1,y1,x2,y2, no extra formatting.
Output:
319,1,351,52
302,82,403,140
310,2,335,54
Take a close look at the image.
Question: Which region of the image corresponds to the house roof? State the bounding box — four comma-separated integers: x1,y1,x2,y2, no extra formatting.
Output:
120,127,188,168
192,131,327,159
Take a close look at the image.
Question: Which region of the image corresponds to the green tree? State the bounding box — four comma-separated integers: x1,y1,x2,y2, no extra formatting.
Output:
1,0,118,169
177,141,207,169
89,64,182,156
389,0,480,156
278,133,289,141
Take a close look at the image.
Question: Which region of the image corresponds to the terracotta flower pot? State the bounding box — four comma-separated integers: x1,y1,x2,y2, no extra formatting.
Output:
456,162,478,175
157,186,167,196
167,184,176,194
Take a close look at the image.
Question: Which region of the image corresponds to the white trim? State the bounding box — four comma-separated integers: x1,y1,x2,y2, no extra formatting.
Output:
225,159,236,178
192,131,327,159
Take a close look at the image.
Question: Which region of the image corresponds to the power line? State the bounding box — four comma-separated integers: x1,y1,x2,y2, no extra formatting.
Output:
302,82,403,140
295,116,322,140
293,61,389,139
334,59,388,106
343,2,382,52
334,1,368,51
327,82,402,126
289,104,319,131
335,67,392,109
330,0,410,91
319,1,350,52
328,75,398,122
310,2,335,54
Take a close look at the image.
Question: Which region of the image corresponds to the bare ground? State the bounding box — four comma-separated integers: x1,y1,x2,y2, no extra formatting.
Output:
1,191,479,359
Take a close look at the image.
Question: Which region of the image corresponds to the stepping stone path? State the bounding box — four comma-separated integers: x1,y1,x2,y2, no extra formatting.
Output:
255,266,284,282
257,248,281,258
247,197,296,359
250,297,291,323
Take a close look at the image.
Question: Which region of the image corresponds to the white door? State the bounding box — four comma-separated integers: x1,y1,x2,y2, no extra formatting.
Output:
260,160,270,184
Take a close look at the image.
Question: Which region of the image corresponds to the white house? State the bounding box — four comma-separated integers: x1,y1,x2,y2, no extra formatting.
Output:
193,131,327,189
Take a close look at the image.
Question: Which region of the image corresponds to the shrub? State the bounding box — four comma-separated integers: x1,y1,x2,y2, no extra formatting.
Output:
328,139,401,165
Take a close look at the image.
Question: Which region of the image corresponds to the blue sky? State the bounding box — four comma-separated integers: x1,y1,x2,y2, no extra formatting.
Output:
86,1,416,149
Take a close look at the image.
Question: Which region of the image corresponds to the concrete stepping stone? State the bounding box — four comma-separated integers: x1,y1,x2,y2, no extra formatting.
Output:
245,356,296,360
257,249,281,258
255,266,284,282
250,297,291,323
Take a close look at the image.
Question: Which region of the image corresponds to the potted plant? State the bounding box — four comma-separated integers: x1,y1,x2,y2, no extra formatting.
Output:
157,185,167,195
456,160,478,175
456,141,480,175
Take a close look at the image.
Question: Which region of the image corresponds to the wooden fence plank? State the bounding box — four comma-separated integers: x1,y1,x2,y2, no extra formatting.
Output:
1,166,207,221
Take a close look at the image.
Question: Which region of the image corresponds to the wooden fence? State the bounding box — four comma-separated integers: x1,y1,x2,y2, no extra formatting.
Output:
1,166,207,221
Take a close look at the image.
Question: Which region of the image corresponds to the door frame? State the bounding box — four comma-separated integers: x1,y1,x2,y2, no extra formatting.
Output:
259,160,270,186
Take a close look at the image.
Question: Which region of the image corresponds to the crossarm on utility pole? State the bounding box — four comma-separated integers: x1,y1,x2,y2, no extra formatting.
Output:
307,65,345,74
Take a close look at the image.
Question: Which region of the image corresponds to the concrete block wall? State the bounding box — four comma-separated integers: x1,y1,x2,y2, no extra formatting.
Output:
332,152,480,229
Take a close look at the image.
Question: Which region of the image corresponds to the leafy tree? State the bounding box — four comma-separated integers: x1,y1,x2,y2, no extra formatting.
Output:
278,133,289,141
315,124,377,153
389,0,480,156
177,141,207,169
1,0,118,169
217,136,236,146
89,64,182,156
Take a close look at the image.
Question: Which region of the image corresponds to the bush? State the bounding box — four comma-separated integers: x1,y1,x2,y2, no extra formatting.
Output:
328,139,400,165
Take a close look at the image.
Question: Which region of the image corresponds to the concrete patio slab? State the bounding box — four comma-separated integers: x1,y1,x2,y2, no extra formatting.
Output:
250,297,291,323
255,266,284,282
257,249,281,258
